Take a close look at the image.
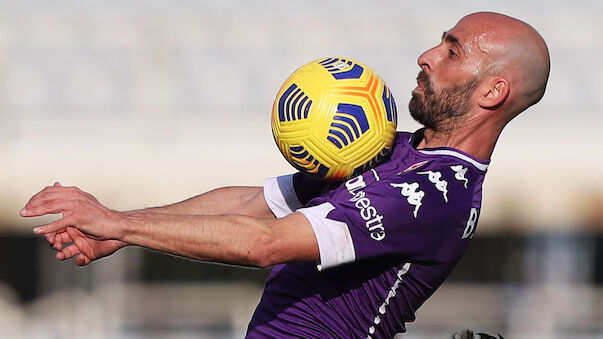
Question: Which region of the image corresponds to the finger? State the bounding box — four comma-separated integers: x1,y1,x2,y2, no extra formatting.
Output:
23,197,83,218
66,227,96,259
53,231,73,251
75,254,91,266
44,232,56,246
21,185,70,216
63,227,93,265
21,186,82,217
33,216,74,235
56,244,81,261
52,231,64,250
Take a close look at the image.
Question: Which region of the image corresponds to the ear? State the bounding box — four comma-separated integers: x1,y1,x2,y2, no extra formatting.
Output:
478,77,509,109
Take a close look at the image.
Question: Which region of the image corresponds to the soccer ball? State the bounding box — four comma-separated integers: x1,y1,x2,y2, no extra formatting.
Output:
271,57,398,181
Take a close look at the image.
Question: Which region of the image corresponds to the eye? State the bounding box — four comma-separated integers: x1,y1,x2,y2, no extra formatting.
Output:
447,49,458,58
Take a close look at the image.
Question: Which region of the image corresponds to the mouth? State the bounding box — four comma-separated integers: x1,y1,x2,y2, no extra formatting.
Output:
414,71,429,93
413,78,424,94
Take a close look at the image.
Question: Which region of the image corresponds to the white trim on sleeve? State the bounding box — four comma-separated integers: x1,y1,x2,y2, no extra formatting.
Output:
263,175,303,218
298,202,356,271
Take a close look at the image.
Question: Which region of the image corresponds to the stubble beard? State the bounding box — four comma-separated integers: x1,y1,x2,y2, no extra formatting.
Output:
408,71,479,133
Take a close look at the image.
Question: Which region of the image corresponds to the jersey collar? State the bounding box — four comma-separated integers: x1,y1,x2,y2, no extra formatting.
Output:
409,128,490,172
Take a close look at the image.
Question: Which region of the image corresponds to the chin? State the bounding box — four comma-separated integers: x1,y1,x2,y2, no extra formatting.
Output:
411,88,423,97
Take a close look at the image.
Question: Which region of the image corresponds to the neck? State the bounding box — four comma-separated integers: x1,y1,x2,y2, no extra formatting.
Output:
416,116,503,160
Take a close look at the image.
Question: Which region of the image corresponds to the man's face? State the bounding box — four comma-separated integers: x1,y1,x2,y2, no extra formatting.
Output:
409,18,490,131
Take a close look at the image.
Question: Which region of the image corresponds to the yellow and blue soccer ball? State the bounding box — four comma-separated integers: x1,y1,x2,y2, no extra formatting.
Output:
271,57,398,181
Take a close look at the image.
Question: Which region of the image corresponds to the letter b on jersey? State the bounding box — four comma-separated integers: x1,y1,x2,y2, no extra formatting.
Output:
462,208,478,239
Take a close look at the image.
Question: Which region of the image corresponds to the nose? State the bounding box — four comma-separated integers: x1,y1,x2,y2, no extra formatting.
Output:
417,46,437,72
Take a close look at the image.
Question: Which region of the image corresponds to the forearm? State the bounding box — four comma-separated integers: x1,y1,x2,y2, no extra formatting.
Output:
143,186,272,218
118,211,318,267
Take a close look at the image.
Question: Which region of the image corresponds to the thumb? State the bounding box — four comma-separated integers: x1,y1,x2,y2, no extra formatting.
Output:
33,217,72,235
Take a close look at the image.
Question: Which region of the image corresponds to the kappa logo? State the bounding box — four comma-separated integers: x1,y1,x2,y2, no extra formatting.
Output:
390,182,424,218
417,170,448,202
450,165,469,189
401,160,429,174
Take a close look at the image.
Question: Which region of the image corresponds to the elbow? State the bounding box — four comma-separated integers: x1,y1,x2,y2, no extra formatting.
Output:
244,249,277,269
245,225,281,268
251,253,276,269
237,212,317,268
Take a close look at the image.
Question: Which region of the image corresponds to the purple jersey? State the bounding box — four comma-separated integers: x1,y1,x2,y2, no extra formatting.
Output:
247,130,489,338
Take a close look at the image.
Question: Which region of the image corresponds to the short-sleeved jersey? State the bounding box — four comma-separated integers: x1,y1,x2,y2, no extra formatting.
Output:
246,130,489,338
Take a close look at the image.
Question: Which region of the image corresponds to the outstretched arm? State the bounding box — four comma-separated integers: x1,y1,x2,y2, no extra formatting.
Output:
21,184,318,267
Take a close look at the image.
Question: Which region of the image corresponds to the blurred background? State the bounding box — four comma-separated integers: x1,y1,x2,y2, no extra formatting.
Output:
1,1,602,338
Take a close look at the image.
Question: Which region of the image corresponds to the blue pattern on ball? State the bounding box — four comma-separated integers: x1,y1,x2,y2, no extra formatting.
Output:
328,103,369,149
382,85,398,123
278,84,312,122
319,57,364,80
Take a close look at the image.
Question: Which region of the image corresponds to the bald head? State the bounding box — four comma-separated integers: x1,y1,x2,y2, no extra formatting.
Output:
410,12,550,138
409,12,550,157
459,12,550,118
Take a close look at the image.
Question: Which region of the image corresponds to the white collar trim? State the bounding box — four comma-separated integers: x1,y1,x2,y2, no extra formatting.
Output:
418,149,489,171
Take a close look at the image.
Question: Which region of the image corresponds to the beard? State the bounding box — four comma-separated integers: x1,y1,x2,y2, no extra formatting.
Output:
408,70,479,132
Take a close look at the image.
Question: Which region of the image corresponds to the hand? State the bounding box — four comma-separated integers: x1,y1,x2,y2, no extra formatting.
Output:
46,227,128,266
21,182,125,241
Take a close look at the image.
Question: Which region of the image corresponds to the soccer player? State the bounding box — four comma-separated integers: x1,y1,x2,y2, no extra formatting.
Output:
21,12,549,338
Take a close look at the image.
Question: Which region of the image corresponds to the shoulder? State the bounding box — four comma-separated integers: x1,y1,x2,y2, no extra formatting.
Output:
340,155,485,231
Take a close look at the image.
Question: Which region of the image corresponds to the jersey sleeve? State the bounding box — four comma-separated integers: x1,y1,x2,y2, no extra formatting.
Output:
263,175,303,218
263,173,334,217
297,169,479,270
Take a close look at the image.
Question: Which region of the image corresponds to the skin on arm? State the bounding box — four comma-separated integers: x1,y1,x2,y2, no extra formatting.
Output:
118,210,318,267
21,184,319,267
144,186,274,218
